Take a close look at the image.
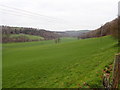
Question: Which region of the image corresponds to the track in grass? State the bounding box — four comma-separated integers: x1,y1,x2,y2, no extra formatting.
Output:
3,36,117,88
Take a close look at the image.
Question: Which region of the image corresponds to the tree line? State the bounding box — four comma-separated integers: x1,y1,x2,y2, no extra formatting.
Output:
2,26,60,43
79,18,119,40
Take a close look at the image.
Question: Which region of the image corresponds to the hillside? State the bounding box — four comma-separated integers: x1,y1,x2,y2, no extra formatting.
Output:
79,18,119,39
2,26,59,43
2,26,91,43
56,30,90,37
3,36,117,88
3,34,44,43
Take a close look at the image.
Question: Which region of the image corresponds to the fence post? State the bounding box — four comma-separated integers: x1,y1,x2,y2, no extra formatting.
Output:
112,53,120,88
118,53,120,87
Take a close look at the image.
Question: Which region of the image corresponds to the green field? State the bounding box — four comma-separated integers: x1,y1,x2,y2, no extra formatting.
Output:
3,34,44,40
3,36,117,88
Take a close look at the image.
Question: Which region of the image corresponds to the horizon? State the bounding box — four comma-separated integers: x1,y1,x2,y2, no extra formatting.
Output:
1,25,92,32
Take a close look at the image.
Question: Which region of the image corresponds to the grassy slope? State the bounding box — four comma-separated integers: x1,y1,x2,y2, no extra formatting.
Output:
60,37,78,42
3,36,117,88
3,37,77,48
3,34,44,40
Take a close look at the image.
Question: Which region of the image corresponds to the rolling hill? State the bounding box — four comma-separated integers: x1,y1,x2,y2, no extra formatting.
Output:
2,26,59,43
56,30,90,37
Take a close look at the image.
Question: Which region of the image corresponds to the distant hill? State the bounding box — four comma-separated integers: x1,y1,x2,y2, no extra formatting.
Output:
2,26,60,43
55,30,90,37
79,18,119,39
2,25,91,43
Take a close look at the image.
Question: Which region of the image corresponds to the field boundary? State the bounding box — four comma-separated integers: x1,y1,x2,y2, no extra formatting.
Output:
112,53,120,88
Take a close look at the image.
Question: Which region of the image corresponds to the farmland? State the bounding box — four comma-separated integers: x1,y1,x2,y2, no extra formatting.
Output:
2,34,44,43
9,34,44,40
3,36,117,88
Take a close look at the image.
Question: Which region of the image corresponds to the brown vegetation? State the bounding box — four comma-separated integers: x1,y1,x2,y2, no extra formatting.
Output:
79,18,119,40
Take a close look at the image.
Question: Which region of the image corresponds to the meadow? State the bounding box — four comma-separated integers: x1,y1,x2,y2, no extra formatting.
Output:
2,36,117,88
3,34,44,41
10,34,44,40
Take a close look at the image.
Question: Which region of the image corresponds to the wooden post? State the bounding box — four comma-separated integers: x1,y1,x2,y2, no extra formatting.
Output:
118,53,120,87
118,16,120,53
118,2,120,52
112,53,120,88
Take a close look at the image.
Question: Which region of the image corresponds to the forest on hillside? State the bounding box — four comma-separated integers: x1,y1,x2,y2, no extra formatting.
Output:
2,26,59,43
79,17,119,39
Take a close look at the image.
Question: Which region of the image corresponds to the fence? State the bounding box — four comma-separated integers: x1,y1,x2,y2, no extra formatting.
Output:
112,53,120,88
103,53,120,89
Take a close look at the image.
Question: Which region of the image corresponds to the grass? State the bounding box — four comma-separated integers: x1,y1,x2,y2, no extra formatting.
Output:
3,34,44,40
60,37,78,42
3,37,78,48
2,36,117,88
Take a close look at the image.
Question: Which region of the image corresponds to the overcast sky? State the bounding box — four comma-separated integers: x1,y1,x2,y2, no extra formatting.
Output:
0,0,119,31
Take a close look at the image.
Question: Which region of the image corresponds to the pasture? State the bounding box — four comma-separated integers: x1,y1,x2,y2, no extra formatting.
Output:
3,34,44,42
2,36,117,88
10,34,44,40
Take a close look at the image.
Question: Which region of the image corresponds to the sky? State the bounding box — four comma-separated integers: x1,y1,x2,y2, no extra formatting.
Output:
0,0,119,31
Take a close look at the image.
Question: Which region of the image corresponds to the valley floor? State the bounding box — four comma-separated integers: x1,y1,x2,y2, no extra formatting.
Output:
2,36,117,88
